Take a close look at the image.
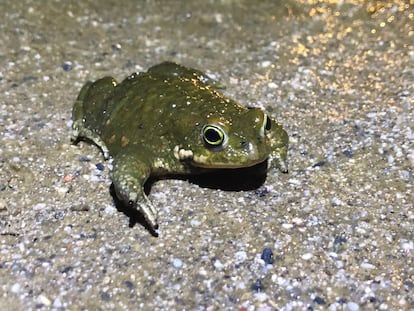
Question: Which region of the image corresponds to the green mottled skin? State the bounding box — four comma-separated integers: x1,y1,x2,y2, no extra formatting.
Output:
71,62,288,231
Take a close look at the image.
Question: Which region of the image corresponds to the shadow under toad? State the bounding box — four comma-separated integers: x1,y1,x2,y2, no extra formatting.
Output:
111,160,269,237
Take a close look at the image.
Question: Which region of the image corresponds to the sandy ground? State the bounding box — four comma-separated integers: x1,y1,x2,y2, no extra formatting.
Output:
1,1,413,310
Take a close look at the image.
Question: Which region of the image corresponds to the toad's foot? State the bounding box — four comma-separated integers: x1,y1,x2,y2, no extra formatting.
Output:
110,154,158,231
269,150,289,173
268,119,289,173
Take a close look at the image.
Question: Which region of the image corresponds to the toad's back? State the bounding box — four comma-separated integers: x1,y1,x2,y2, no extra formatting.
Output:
73,62,243,158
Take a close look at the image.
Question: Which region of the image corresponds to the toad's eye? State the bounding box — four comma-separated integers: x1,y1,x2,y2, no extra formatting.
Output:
201,124,226,148
264,115,271,131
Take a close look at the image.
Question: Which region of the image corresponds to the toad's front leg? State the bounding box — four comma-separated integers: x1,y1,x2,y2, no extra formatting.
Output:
110,152,158,231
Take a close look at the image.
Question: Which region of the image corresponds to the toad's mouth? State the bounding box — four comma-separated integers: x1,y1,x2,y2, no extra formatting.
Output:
173,145,268,169
191,154,268,169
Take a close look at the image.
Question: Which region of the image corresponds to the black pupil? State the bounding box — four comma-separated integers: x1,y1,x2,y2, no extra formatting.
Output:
265,116,271,131
205,128,221,143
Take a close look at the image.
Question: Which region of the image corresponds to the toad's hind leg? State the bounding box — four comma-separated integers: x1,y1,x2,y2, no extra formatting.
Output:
110,153,158,231
71,77,118,160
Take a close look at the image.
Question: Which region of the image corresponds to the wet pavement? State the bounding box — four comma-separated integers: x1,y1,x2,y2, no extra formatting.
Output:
1,1,413,310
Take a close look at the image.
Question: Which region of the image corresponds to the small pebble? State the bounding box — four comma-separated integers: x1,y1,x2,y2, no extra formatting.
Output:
261,60,271,67
36,294,51,307
347,302,359,311
100,291,111,301
314,296,325,305
343,150,354,158
0,199,7,211
301,253,313,260
63,174,75,182
55,186,70,194
261,248,274,265
53,298,62,308
54,210,65,220
268,82,277,89
360,262,376,269
112,43,122,51
332,197,343,206
282,223,294,229
59,266,73,274
288,178,301,186
190,220,201,226
103,276,111,285
334,236,347,245
251,279,263,292
33,203,46,211
96,163,105,171
213,259,224,271
125,280,134,289
11,283,20,293
172,258,183,268
103,205,116,215
234,251,247,264
401,241,414,251
312,160,326,168
62,61,72,71
79,155,91,162
254,188,269,197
